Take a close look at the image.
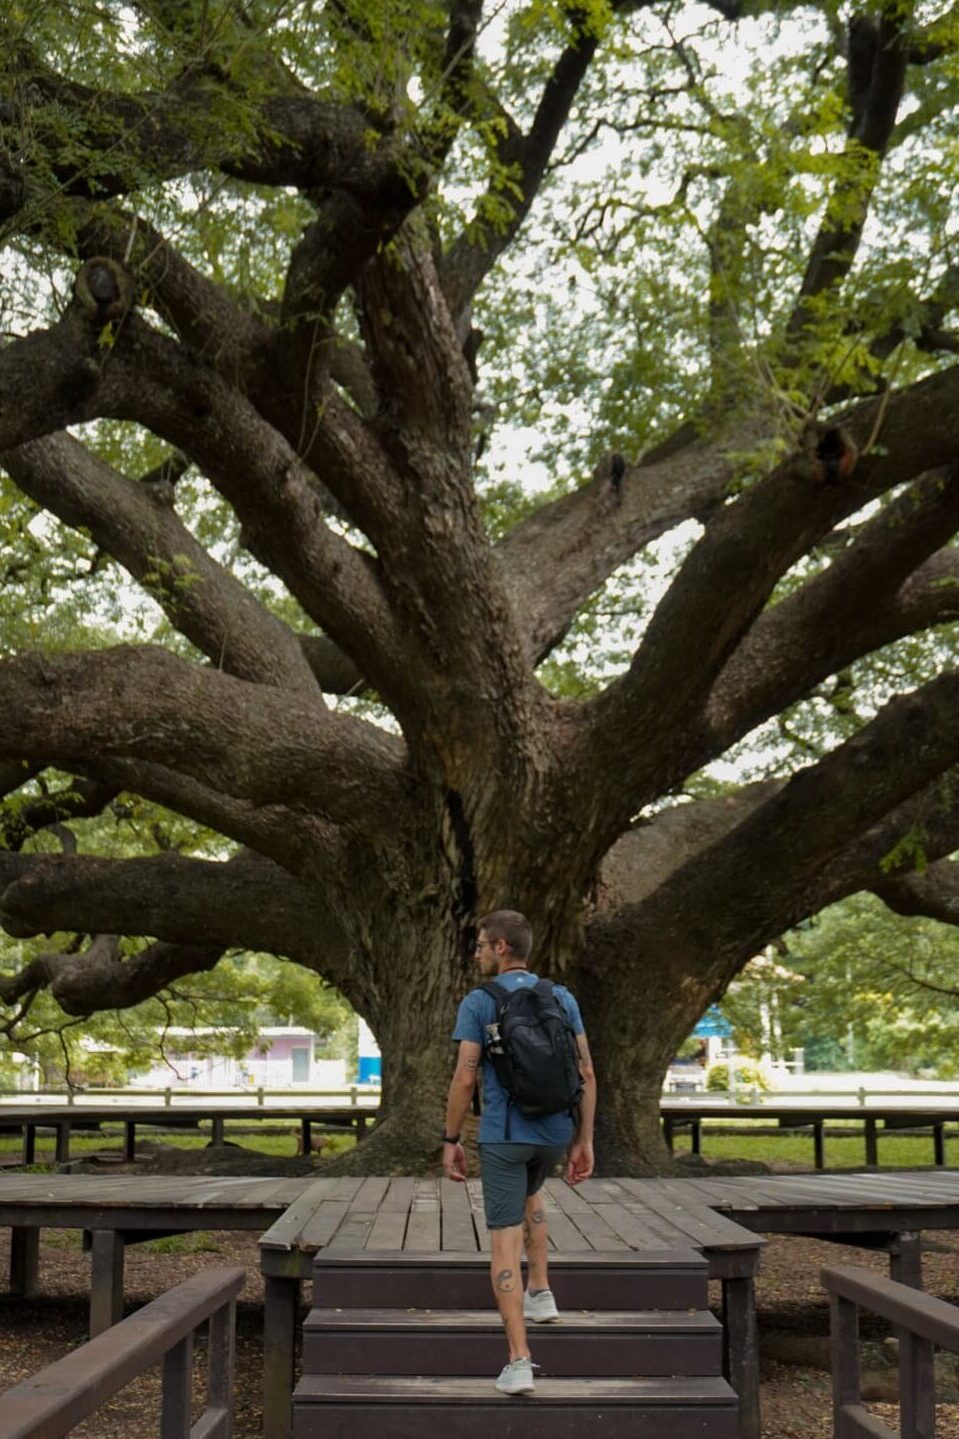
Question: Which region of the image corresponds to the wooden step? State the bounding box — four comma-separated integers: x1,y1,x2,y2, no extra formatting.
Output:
302,1306,722,1376
310,1249,708,1310
293,1374,739,1438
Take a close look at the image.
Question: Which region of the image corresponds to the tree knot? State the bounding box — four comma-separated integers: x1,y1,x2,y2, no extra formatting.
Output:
811,427,859,485
73,257,134,324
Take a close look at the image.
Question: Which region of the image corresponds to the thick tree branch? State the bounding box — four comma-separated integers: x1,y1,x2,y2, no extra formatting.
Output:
0,933,224,1017
1,50,415,212
585,672,959,990
87,755,348,881
569,360,959,832
441,14,601,320
0,848,343,962
785,11,907,344
498,434,742,663
3,433,321,696
0,261,133,450
71,205,271,378
87,316,411,702
875,858,959,927
0,647,409,829
705,463,959,745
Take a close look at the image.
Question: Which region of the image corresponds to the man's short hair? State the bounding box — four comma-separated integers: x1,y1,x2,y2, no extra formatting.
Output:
477,909,533,961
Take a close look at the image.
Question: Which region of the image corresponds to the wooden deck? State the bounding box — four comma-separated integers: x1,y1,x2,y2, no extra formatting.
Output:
662,1102,959,1168
0,1105,373,1164
4,1169,959,1439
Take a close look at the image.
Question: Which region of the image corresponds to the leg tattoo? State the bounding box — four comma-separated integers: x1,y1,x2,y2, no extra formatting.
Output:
495,1268,515,1292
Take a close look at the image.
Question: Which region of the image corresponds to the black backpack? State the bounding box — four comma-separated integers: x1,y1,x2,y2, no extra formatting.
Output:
481,978,583,1125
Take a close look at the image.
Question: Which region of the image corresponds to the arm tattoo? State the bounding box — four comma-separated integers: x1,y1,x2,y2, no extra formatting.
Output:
495,1268,515,1292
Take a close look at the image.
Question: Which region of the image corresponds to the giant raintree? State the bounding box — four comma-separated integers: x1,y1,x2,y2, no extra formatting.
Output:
2,0,959,1172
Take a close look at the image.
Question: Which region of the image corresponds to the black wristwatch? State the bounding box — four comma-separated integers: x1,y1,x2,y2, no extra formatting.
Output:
441,1133,460,1145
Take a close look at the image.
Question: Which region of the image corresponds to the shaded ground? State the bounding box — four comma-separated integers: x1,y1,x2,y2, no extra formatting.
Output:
1,1193,958,1435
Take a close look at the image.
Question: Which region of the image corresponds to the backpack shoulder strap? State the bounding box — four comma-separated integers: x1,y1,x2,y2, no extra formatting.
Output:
533,978,554,998
481,980,509,1007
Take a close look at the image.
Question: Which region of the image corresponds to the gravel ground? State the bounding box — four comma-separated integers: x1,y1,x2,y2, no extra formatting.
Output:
1,1225,958,1436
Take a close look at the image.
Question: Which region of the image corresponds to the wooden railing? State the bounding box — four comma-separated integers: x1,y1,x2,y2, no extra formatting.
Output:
0,1265,245,1439
823,1263,959,1437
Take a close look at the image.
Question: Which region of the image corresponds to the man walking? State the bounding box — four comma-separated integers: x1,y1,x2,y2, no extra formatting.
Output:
442,909,596,1396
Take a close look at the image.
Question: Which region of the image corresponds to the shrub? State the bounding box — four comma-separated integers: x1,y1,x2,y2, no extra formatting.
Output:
705,1059,771,1093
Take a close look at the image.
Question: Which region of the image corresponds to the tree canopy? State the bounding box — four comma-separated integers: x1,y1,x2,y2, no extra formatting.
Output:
2,0,959,1171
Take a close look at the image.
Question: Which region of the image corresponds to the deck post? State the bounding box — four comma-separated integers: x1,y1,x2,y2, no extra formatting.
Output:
211,1115,225,1145
721,1274,760,1439
208,1294,237,1431
690,1119,702,1156
300,1117,312,1153
864,1117,879,1166
21,1123,36,1166
9,1226,40,1296
161,1333,194,1439
263,1273,299,1439
829,1291,861,1437
813,1120,824,1170
899,1328,935,1439
89,1229,125,1336
933,1123,946,1167
124,1121,137,1161
55,1120,71,1165
889,1231,922,1289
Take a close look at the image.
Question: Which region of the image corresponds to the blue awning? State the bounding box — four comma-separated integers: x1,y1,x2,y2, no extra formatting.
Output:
692,1006,733,1038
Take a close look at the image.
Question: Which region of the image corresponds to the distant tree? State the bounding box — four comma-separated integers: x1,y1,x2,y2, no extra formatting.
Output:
2,0,959,1172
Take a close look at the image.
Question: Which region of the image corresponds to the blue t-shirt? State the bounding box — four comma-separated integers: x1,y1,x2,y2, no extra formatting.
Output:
452,971,585,1145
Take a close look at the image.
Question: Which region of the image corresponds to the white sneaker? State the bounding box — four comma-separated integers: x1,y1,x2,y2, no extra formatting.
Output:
524,1287,560,1323
495,1357,535,1395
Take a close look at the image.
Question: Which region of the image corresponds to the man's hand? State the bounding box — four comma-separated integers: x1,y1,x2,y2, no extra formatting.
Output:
443,1141,467,1182
566,1140,594,1186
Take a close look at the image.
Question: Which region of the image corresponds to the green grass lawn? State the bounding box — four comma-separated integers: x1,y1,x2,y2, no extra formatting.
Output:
672,1123,959,1169
1,1119,955,1170
0,1124,356,1161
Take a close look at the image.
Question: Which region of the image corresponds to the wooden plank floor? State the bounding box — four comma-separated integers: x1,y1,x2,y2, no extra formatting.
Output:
0,1173,310,1210
2,1170,958,1254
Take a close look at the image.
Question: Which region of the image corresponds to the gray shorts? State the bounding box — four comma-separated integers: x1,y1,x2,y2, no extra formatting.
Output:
479,1143,567,1229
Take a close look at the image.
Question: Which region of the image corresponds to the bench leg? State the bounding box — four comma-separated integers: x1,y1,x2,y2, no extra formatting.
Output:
89,1230,125,1336
9,1228,40,1297
722,1274,761,1439
263,1275,299,1439
21,1125,36,1166
813,1121,824,1170
211,1116,225,1146
300,1118,311,1154
124,1121,136,1161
